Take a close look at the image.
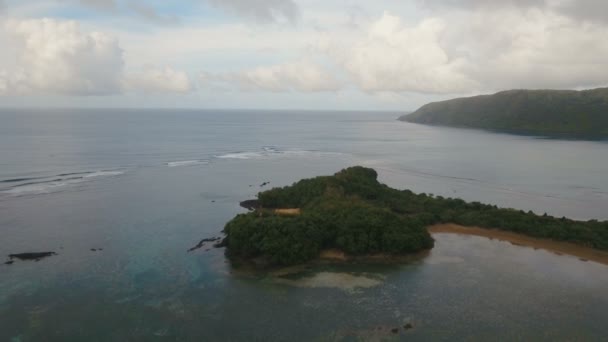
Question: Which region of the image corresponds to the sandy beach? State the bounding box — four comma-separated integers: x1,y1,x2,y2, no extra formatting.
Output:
429,224,608,266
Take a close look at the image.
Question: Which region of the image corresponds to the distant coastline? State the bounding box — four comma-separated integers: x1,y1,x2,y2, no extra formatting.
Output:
400,88,608,139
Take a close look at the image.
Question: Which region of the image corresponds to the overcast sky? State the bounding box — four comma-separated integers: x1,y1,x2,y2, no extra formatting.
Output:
0,0,607,110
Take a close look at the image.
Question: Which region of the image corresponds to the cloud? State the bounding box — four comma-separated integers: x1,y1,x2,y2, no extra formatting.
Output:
554,0,608,24
127,67,194,93
3,18,124,95
0,69,29,95
78,0,116,11
232,61,341,92
309,8,608,95
72,0,179,25
185,7,608,96
418,0,608,25
208,0,300,23
2,0,608,107
69,0,300,25
327,12,477,94
417,0,546,10
449,8,608,90
0,18,196,97
128,2,179,25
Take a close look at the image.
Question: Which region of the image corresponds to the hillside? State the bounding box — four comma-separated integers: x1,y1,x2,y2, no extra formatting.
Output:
400,88,608,138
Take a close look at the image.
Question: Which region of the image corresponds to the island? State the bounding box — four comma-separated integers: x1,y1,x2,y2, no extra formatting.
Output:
399,88,608,139
221,167,608,266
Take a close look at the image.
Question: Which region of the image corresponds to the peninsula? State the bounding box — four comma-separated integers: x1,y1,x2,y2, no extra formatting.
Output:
222,167,608,266
400,88,608,138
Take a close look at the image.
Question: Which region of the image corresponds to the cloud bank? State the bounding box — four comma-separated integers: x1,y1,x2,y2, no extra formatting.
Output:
2,18,123,95
0,18,192,96
2,0,608,108
235,61,341,92
127,67,194,93
336,13,477,94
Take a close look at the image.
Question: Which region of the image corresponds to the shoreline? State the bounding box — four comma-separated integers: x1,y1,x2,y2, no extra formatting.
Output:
429,224,608,266
318,248,430,263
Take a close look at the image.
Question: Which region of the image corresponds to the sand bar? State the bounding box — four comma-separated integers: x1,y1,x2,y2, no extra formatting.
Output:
429,223,608,266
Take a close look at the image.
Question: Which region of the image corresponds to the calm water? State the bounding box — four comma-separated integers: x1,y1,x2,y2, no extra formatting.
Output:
1,108,607,341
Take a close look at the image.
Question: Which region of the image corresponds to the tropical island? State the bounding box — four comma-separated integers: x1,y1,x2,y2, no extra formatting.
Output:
222,166,608,266
400,88,608,139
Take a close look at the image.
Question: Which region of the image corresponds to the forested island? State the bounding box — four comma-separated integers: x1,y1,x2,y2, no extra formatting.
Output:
222,167,608,266
400,88,608,138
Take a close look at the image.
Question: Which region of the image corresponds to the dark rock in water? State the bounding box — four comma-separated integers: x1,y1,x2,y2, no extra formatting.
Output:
9,252,57,261
239,199,260,211
211,200,216,203
91,248,97,252
4,260,14,265
188,237,221,252
391,328,399,334
213,238,228,248
404,323,414,330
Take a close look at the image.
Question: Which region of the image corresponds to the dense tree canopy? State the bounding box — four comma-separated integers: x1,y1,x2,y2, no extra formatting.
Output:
224,167,608,266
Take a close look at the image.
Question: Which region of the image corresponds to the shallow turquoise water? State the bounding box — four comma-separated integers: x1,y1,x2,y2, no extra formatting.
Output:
1,109,607,340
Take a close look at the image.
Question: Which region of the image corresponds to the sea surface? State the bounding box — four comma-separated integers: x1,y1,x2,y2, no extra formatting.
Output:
1,108,607,341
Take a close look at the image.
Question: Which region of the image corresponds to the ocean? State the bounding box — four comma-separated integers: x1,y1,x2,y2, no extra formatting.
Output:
1,108,608,340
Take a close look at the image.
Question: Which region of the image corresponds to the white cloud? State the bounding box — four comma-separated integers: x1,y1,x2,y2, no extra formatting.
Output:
208,0,299,23
127,67,194,93
447,8,608,90
3,18,124,95
326,12,477,94
0,69,29,95
312,8,608,94
2,0,608,109
232,60,341,92
0,18,194,96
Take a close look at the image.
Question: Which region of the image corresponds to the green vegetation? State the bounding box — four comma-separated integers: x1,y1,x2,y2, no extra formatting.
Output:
224,167,433,266
400,88,608,138
223,167,608,266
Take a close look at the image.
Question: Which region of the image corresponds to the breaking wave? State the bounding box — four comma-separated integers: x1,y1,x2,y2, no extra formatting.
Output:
215,146,343,160
166,160,209,167
1,170,125,196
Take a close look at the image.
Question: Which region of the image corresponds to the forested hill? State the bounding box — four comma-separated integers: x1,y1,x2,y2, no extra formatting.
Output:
400,88,608,138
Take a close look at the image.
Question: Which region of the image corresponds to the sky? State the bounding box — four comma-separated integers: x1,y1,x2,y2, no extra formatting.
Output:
0,0,608,110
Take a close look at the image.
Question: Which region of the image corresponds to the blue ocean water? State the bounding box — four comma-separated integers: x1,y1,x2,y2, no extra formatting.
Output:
1,108,607,340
